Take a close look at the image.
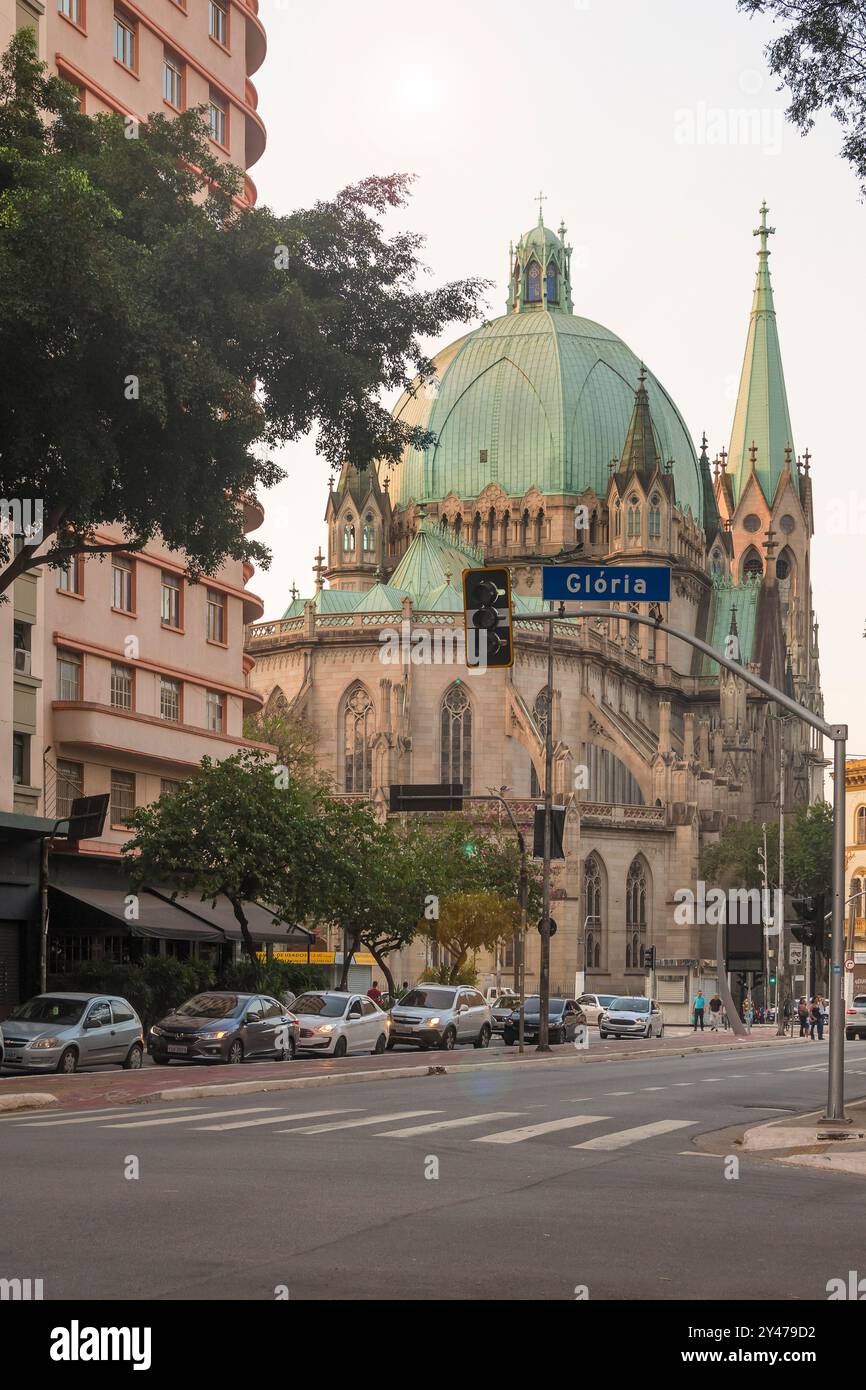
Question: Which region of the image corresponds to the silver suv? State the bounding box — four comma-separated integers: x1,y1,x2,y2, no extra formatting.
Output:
388,984,492,1051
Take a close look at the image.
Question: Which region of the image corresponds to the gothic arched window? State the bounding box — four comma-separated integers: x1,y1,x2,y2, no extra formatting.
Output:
501,511,510,546
530,687,551,798
711,550,723,577
857,807,866,845
625,857,648,967
472,512,482,546
534,508,545,546
614,500,621,538
521,510,530,547
584,853,604,969
362,514,376,552
343,684,373,793
526,259,542,303
342,514,356,553
648,494,661,540
742,546,763,579
546,260,559,304
441,683,472,793
627,495,641,540
776,546,794,582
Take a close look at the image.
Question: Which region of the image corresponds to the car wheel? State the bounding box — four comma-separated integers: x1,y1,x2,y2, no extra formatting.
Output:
847,1031,854,1041
152,1055,170,1066
644,1024,652,1039
599,1030,608,1040
333,1035,348,1058
439,1027,456,1052
123,1043,143,1070
658,1024,665,1039
226,1039,244,1066
503,1034,515,1046
373,1033,387,1055
474,1024,492,1049
56,1046,78,1075
386,1039,396,1050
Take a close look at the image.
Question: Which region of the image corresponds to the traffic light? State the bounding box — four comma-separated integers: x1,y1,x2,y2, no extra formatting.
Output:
769,972,777,986
791,894,827,954
641,945,655,970
791,922,819,950
462,567,514,668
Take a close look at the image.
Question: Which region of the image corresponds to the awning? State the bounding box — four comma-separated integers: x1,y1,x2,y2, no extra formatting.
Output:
49,887,224,942
147,890,311,946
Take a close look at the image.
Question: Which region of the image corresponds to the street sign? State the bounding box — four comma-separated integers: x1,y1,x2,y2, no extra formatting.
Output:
389,783,463,813
537,917,558,937
845,959,855,973
789,942,803,965
65,793,110,841
542,564,671,603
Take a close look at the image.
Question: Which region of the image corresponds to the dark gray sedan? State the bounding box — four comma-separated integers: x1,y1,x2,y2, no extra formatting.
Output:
148,991,299,1066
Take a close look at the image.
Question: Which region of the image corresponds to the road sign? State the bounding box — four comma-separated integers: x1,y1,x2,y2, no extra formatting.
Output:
65,793,110,841
845,959,855,973
537,917,558,937
542,565,671,603
789,942,803,965
389,783,463,813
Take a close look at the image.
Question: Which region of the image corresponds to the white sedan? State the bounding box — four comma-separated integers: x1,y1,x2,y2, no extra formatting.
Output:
577,993,619,1026
292,991,391,1058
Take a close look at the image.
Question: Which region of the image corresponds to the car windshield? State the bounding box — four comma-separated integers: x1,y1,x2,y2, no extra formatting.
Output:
175,994,244,1019
598,995,617,1007
10,997,86,1024
494,996,517,1008
292,994,348,1018
610,997,649,1013
398,989,457,1009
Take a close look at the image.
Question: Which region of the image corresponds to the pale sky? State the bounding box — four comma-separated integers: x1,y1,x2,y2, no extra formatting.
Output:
251,0,866,756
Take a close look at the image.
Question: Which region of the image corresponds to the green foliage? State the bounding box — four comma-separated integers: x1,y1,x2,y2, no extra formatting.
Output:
419,963,479,987
700,820,779,890
415,817,543,916
221,960,328,997
0,30,487,594
739,0,866,195
243,706,326,787
422,890,520,984
52,956,213,1029
700,803,832,901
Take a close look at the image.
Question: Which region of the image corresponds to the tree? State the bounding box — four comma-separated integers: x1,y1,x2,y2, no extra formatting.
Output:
419,891,520,984
739,0,866,195
123,750,325,966
0,31,487,595
243,705,325,787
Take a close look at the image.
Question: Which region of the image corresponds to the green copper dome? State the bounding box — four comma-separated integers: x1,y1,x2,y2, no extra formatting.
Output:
384,218,703,523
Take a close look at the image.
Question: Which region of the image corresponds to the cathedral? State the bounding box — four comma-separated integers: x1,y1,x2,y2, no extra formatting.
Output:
246,202,825,1021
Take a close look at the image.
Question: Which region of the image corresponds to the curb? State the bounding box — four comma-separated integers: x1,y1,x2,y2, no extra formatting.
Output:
149,1036,791,1105
0,1092,58,1113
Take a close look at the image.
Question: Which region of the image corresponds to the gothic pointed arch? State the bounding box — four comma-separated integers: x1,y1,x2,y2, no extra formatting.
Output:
530,686,551,798
584,851,606,970
625,854,651,969
440,681,473,793
265,686,289,720
740,544,763,580
341,681,374,793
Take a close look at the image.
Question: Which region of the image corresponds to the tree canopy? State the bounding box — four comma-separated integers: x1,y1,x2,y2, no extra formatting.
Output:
0,30,487,594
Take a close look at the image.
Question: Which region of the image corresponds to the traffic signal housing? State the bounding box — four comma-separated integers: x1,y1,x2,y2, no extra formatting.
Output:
641,945,655,970
462,567,514,668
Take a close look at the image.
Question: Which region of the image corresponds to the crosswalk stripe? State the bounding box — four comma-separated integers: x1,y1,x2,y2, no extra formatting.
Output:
572,1119,697,1151
197,1108,362,1132
781,1064,825,1072
17,1105,204,1128
105,1106,280,1129
276,1110,440,1135
475,1115,609,1145
642,1086,667,1091
605,1091,634,1096
376,1111,522,1138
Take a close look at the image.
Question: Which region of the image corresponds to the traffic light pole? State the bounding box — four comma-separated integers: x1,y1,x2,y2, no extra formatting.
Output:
514,604,849,1121
537,600,559,1052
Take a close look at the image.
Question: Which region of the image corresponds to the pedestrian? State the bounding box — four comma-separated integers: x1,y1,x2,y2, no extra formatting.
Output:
783,995,794,1035
367,980,382,1005
797,997,810,1037
743,996,754,1034
809,996,824,1041
708,991,723,1031
693,989,706,1031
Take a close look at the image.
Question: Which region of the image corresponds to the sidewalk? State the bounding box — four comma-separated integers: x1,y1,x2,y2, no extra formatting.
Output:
0,1026,792,1113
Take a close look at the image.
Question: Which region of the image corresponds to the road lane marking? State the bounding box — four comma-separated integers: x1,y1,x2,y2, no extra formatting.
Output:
572,1120,697,1151
376,1111,522,1138
18,1106,204,1127
781,1064,825,1072
475,1115,609,1145
277,1110,440,1134
672,1082,694,1087
642,1086,668,1091
197,1108,362,1131
105,1106,280,1129
605,1091,634,1096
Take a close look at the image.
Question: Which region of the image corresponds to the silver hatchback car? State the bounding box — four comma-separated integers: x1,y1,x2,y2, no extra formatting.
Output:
1,993,144,1074
599,996,665,1039
388,984,493,1051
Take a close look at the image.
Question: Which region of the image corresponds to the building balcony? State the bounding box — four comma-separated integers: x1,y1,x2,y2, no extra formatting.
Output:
51,702,265,772
245,104,267,169
242,1,268,76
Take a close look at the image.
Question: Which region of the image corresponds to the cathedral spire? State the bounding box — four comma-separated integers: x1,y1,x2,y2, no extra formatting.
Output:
727,202,797,505
507,202,573,315
617,365,661,480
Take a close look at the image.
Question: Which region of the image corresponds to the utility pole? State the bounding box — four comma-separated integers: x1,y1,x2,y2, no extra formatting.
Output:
537,600,558,1052
759,822,769,1010
776,726,787,1032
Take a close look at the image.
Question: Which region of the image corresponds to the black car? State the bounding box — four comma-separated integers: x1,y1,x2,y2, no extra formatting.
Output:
502,996,585,1046
148,992,299,1066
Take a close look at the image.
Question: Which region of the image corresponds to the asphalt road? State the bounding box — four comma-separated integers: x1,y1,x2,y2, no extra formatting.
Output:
2,1043,865,1301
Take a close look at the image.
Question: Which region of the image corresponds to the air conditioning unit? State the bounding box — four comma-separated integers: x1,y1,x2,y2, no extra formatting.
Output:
13,648,31,675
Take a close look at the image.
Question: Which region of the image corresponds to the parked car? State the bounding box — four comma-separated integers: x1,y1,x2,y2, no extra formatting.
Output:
0,1021,4,1068
484,987,519,1006
388,984,492,1051
149,992,298,1066
845,994,866,1041
2,993,144,1074
292,991,391,1057
491,993,522,1034
599,996,664,1039
502,996,585,1046
577,992,619,1027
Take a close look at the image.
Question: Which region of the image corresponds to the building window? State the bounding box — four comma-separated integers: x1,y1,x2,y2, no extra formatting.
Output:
58,0,84,27
113,10,136,69
627,495,641,540
110,662,133,712
342,516,355,553
161,571,182,628
526,260,542,303
710,550,723,577
584,853,604,969
440,682,472,794
209,0,228,45
648,494,661,540
160,677,181,723
56,760,83,820
742,546,764,580
160,779,182,797
546,260,558,303
625,857,648,968
112,555,133,612
206,689,225,733
57,552,83,595
857,807,866,846
206,588,226,643
344,684,373,793
530,687,550,798
110,769,135,828
208,89,227,146
12,732,29,786
614,500,621,538
362,515,376,552
57,648,82,702
163,51,184,109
